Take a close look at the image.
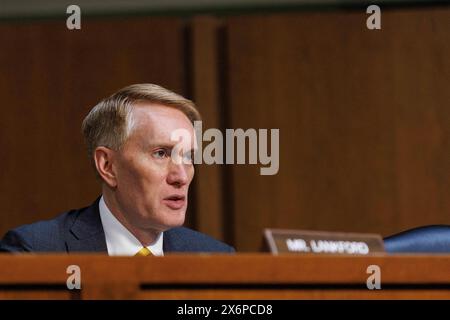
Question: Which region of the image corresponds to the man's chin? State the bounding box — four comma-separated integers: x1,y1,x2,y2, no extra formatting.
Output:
137,209,186,232
157,212,186,231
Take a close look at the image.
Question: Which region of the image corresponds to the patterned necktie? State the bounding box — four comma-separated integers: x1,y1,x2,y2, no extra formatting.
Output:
135,247,153,256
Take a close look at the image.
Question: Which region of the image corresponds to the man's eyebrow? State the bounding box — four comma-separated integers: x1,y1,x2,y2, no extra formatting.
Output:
146,143,176,150
145,142,195,151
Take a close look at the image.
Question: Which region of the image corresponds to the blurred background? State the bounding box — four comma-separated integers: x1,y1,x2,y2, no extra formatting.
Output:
0,0,448,252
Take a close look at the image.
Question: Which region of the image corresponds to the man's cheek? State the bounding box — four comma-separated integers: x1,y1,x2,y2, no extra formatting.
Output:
188,167,195,182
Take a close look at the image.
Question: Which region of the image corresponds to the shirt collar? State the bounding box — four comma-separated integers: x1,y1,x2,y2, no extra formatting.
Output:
98,196,164,256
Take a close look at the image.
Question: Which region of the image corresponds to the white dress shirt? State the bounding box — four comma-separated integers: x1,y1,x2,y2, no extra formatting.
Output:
98,196,164,256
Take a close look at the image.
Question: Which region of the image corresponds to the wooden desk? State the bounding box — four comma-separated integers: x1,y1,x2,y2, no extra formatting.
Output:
0,254,449,299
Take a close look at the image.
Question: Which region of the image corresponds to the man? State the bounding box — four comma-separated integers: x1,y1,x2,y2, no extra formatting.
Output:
0,84,234,255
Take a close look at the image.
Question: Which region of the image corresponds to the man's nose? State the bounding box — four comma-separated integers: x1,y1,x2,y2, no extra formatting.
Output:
167,162,190,187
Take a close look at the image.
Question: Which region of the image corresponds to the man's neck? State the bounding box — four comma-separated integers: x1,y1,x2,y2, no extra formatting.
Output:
102,190,160,246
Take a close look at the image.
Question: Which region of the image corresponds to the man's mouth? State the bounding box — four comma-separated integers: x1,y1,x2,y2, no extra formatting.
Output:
162,195,186,210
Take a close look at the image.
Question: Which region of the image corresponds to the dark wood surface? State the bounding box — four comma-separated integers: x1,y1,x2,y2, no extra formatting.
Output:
1,254,450,299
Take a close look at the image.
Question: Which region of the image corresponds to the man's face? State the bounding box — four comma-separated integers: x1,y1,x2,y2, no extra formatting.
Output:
112,102,195,232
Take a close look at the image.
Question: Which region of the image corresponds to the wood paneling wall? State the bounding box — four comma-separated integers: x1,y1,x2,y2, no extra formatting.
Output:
225,8,450,251
0,17,188,235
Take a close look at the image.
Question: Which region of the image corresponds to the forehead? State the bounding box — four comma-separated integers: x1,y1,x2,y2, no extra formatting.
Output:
129,102,195,145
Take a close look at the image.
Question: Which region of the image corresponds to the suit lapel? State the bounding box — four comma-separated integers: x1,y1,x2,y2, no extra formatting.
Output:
66,198,108,253
65,200,191,253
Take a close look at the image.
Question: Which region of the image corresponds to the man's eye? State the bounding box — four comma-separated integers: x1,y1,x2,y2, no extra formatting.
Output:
152,149,168,159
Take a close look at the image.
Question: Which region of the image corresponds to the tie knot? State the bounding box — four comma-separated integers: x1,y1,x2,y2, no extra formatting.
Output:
135,247,153,256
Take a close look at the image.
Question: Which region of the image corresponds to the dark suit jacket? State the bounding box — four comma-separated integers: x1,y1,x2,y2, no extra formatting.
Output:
0,199,234,253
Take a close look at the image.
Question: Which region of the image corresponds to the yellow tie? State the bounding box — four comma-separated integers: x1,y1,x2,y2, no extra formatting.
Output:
135,247,153,256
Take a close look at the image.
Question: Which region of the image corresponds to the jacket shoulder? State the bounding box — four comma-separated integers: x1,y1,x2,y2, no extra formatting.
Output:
0,209,80,252
165,227,235,253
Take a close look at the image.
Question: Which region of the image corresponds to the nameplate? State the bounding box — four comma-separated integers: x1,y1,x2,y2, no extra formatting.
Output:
264,229,385,255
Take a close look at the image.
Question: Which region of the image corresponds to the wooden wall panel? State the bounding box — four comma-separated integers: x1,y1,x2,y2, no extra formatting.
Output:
0,17,188,236
225,8,450,251
191,16,226,241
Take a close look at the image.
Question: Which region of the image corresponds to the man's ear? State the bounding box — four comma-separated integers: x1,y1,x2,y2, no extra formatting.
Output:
94,146,118,188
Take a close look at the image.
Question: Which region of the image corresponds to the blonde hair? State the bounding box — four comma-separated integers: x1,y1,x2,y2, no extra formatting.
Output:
81,83,200,165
